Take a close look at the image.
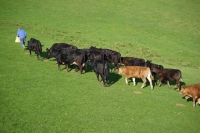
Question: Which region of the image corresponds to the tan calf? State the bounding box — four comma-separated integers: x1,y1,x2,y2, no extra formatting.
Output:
118,66,154,90
180,83,200,107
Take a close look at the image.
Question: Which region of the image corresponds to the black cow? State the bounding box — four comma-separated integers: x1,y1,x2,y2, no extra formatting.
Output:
121,57,133,65
85,59,109,87
27,38,42,59
103,49,121,72
87,49,104,61
89,46,121,72
46,43,77,59
56,48,86,74
157,68,182,91
121,57,145,66
145,60,164,80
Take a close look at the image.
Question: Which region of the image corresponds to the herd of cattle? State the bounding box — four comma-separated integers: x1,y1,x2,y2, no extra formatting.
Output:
26,38,200,107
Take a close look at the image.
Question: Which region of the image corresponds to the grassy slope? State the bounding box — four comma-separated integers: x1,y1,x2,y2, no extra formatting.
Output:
0,0,200,132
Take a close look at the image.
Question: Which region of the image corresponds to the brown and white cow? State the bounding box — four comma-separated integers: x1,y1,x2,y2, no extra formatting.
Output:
180,83,200,107
118,66,154,90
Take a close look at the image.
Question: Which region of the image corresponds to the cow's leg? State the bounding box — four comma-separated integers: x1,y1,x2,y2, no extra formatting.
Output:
101,74,107,87
114,63,118,73
65,64,70,72
98,71,103,82
132,78,136,86
196,98,200,105
193,97,197,107
57,63,61,70
82,63,86,73
29,50,32,56
158,78,162,87
37,54,39,60
141,78,146,89
125,77,129,85
95,72,100,82
175,80,180,91
105,75,109,86
147,74,154,90
73,63,79,72
167,81,171,88
79,65,83,74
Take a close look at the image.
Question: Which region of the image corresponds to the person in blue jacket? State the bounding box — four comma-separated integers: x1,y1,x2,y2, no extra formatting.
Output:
17,27,27,50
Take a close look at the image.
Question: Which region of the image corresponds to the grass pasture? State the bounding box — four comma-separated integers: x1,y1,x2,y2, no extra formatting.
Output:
0,0,200,132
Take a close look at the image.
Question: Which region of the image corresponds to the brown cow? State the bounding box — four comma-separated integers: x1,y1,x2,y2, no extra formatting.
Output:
118,66,154,90
180,83,200,107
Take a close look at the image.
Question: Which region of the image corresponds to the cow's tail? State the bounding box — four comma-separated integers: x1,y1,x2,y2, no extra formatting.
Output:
118,54,122,68
103,60,109,86
150,71,154,81
179,70,183,81
82,53,86,68
36,40,42,59
36,42,39,59
103,60,105,75
38,41,42,57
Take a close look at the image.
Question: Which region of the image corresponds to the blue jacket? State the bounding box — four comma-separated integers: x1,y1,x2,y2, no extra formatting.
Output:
17,29,27,38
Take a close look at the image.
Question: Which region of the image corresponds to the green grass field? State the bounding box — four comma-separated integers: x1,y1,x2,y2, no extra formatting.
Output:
0,0,200,132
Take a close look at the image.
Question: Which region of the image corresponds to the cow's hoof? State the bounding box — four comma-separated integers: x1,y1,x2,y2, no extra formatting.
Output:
104,84,109,87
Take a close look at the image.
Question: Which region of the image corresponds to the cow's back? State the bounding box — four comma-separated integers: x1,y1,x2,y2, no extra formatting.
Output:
120,66,150,78
51,43,77,51
162,69,182,80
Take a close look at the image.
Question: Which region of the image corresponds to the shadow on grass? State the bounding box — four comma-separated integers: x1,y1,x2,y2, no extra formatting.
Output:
84,66,94,72
181,97,200,107
182,96,193,102
125,78,153,89
108,72,122,86
84,67,122,87
157,80,186,91
122,78,186,90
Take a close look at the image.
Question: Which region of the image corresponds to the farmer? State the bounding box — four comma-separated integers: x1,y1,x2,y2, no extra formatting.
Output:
17,27,27,50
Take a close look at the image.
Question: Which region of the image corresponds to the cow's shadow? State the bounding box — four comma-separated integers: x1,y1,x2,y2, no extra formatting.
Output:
84,66,94,72
125,78,186,89
182,97,193,102
126,78,152,88
108,72,122,86
156,80,186,90
83,66,122,86
181,97,200,106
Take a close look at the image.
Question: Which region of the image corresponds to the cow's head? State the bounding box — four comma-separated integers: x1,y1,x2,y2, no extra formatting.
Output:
85,59,93,67
180,86,187,95
118,66,125,75
46,48,51,59
145,60,152,67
